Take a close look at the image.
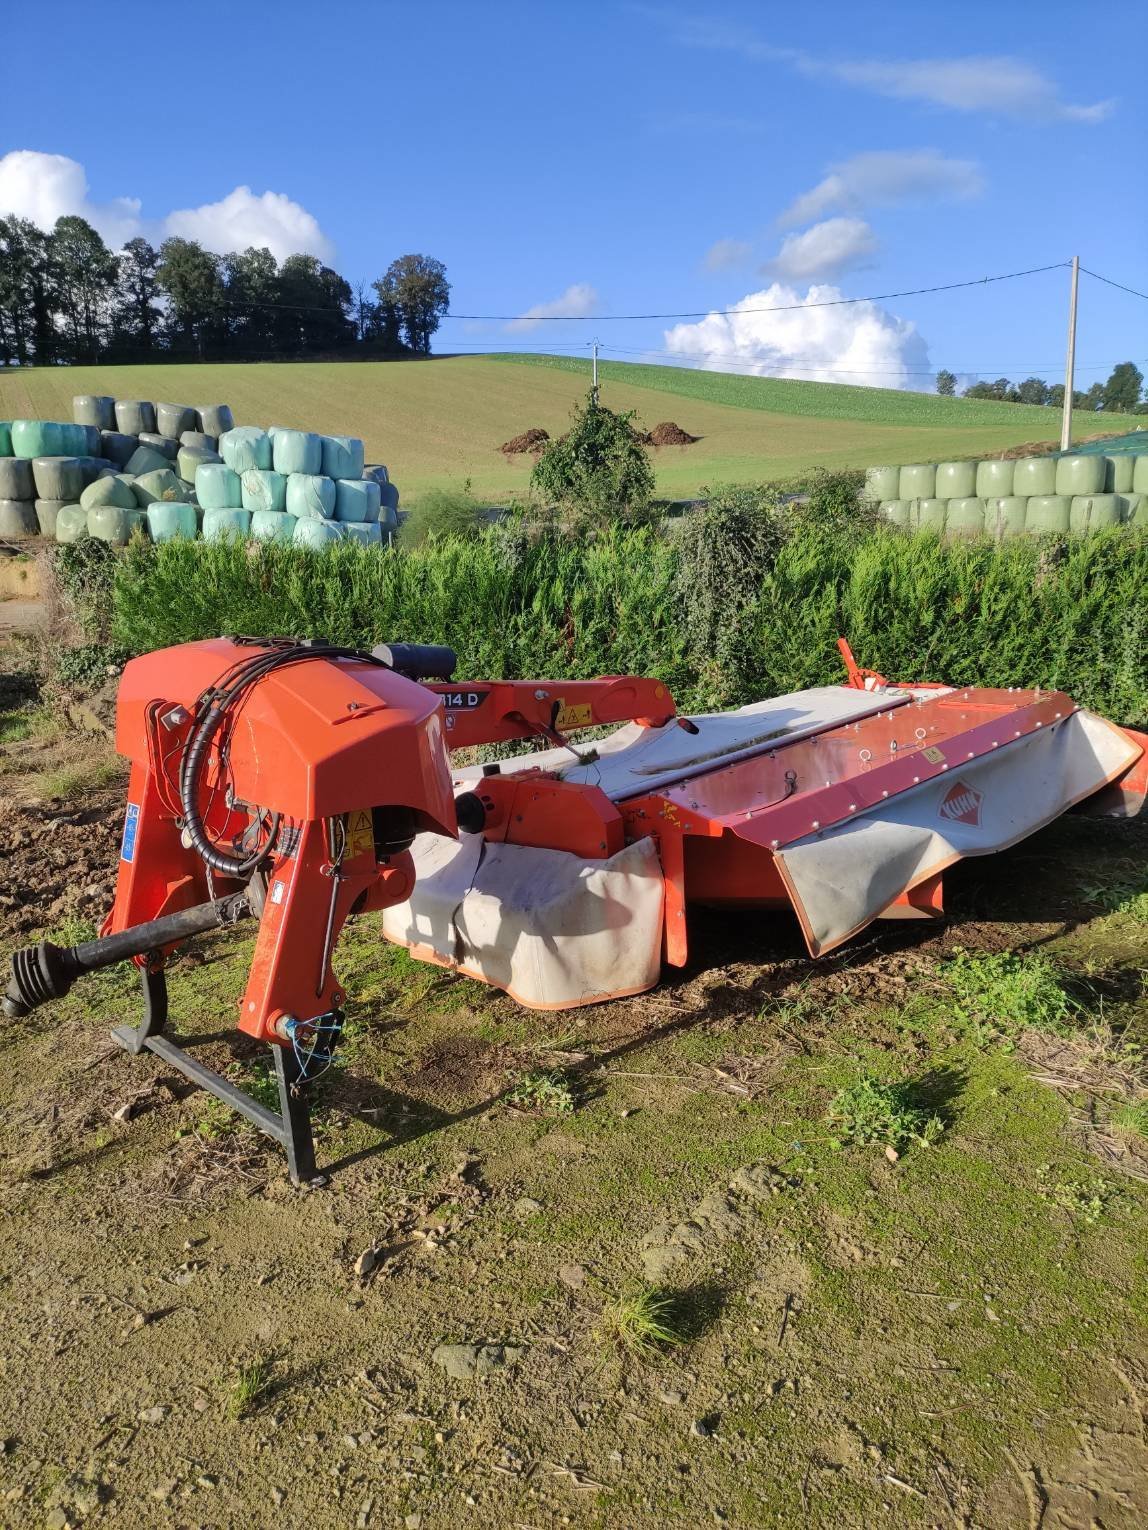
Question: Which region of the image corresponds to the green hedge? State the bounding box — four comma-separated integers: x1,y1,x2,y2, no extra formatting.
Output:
108,524,1148,726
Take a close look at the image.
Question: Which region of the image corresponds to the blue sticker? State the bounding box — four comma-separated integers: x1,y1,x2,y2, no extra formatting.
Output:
120,802,141,863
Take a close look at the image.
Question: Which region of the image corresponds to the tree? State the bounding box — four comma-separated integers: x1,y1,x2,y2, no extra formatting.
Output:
373,254,450,353
1102,361,1143,414
275,255,355,353
1048,383,1065,408
531,391,655,527
223,246,279,352
51,216,118,362
1017,376,1050,406
935,369,956,397
157,237,224,358
115,237,162,353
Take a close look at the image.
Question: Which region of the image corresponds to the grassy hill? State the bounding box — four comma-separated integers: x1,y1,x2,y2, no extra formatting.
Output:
0,356,1117,502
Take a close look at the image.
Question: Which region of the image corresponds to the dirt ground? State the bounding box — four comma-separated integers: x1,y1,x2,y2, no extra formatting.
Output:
1,638,1146,1529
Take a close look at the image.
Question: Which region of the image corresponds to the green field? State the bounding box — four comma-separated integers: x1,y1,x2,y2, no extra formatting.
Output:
0,356,1119,502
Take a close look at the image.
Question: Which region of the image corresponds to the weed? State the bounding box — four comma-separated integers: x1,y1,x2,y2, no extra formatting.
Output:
1113,1100,1148,1138
940,949,1074,1045
506,1068,576,1115
1081,877,1148,924
826,1073,944,1154
225,1356,275,1419
1036,1165,1114,1225
35,755,124,802
602,1284,686,1355
45,914,98,946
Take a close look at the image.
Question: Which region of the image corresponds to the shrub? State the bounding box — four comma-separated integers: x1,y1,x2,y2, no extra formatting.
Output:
531,391,655,528
398,481,484,547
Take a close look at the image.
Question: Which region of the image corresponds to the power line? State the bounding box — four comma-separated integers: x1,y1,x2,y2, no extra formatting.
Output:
1080,266,1148,303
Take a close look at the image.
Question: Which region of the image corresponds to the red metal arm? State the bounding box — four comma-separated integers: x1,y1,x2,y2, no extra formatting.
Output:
424,675,675,749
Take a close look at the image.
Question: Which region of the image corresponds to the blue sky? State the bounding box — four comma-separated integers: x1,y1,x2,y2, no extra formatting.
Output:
1,0,1143,390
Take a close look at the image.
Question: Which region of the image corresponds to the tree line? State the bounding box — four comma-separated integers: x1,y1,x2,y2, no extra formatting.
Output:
0,213,451,366
935,362,1145,413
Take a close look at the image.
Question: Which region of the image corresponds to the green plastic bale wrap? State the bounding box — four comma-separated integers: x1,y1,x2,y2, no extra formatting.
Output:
11,420,90,459
180,431,217,452
1070,494,1124,531
250,510,297,542
100,431,137,467
156,402,196,439
945,496,986,538
334,478,381,523
1124,493,1147,526
1132,456,1148,494
0,458,33,499
272,430,322,476
138,432,179,460
1013,457,1057,496
320,435,365,480
87,505,146,545
32,457,84,501
878,499,909,525
914,498,947,531
985,496,1028,537
240,469,287,514
220,427,272,473
1103,455,1134,493
0,422,10,456
54,506,89,543
146,503,197,542
125,445,173,477
133,469,188,507
35,500,69,536
80,475,137,511
197,404,234,437
341,521,383,546
73,395,115,431
934,461,977,499
195,463,243,510
285,473,336,519
293,517,343,550
177,445,222,485
898,464,935,499
0,500,38,537
1055,455,1105,497
114,400,155,435
863,466,901,503
975,460,1014,498
202,508,252,542
1024,495,1071,533
265,425,286,439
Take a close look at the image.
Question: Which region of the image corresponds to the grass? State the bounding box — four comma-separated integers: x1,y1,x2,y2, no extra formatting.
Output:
1113,1099,1148,1137
505,1068,577,1115
33,754,124,802
940,949,1074,1044
225,1356,276,1420
825,1073,944,1154
0,356,1126,502
601,1283,687,1355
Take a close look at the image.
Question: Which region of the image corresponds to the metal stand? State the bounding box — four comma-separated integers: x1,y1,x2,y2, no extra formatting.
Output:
111,966,319,1185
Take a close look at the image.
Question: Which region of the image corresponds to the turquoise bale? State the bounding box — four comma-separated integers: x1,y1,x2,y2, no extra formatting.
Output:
320,435,365,479
10,420,90,458
55,506,90,543
202,508,252,541
0,422,11,456
293,517,344,550
241,469,287,514
273,430,322,476
250,511,298,542
219,427,272,472
341,521,383,546
285,474,336,519
334,478,381,523
146,503,198,542
196,463,243,510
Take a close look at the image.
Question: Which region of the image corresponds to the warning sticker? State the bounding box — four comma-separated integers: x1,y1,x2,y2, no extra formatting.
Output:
120,803,140,863
922,746,946,764
554,701,593,730
346,809,374,857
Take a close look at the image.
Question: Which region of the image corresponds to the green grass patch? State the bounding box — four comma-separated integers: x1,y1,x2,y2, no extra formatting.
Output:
940,949,1075,1044
506,1068,577,1116
601,1283,687,1355
225,1356,276,1420
825,1073,944,1154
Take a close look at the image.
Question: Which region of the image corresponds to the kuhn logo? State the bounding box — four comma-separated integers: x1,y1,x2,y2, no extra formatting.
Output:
939,780,983,827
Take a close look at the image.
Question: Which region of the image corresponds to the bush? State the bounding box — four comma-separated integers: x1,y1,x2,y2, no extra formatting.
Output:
530,391,655,528
398,481,484,547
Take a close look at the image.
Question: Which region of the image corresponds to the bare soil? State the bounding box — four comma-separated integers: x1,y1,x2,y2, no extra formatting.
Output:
500,428,550,455
646,422,699,448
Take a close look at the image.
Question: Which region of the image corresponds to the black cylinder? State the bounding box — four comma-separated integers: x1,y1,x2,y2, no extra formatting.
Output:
372,642,457,680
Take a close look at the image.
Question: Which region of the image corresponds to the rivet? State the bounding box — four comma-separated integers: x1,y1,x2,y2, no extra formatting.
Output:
812,820,820,829
849,804,856,812
913,775,920,783
770,838,779,848
881,790,889,798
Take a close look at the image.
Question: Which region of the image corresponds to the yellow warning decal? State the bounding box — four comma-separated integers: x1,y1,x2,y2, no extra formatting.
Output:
554,701,593,730
346,809,374,857
922,746,946,764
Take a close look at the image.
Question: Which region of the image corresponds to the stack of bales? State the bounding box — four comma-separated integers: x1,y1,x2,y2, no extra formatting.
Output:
865,452,1148,538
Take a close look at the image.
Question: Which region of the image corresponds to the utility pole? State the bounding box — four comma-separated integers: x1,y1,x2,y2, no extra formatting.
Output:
1060,255,1079,452
591,338,599,402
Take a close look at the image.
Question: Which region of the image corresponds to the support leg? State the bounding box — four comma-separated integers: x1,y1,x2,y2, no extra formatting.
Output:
119,964,169,1054
272,1043,319,1187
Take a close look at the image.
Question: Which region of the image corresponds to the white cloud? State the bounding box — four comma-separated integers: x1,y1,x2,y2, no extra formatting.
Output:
768,218,878,281
663,281,930,390
506,282,600,333
0,150,141,246
704,237,752,271
779,149,983,228
0,150,335,262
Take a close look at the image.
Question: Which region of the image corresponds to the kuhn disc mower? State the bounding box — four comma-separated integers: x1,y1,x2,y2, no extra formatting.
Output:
5,636,1145,1182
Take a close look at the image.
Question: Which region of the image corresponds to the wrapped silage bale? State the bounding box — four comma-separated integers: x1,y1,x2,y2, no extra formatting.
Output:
935,461,976,499
146,502,197,542
75,457,107,488
55,506,89,543
88,505,147,545
35,500,70,536
100,430,137,467
379,481,399,522
1013,457,1057,496
1070,494,1123,531
178,445,222,485
320,435,364,480
241,469,287,514
863,466,900,503
285,473,336,519
1055,455,1105,497
156,402,196,439
334,478,380,524
33,456,84,501
878,499,909,526
0,500,38,537
138,432,180,460
1103,455,1134,494
363,463,389,486
250,510,297,542
196,463,242,510
899,464,935,499
1024,495,1071,534
133,468,188,507
0,422,11,456
197,403,234,437
294,517,343,550
915,498,947,531
115,400,156,435
945,497,985,538
341,521,383,547
1132,456,1148,494
73,395,116,431
125,444,173,477
975,460,1014,498
1124,493,1146,525
80,475,137,511
11,420,90,458
985,496,1028,538
0,457,34,500
273,430,322,476
202,508,251,541
180,430,217,452
220,427,272,473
